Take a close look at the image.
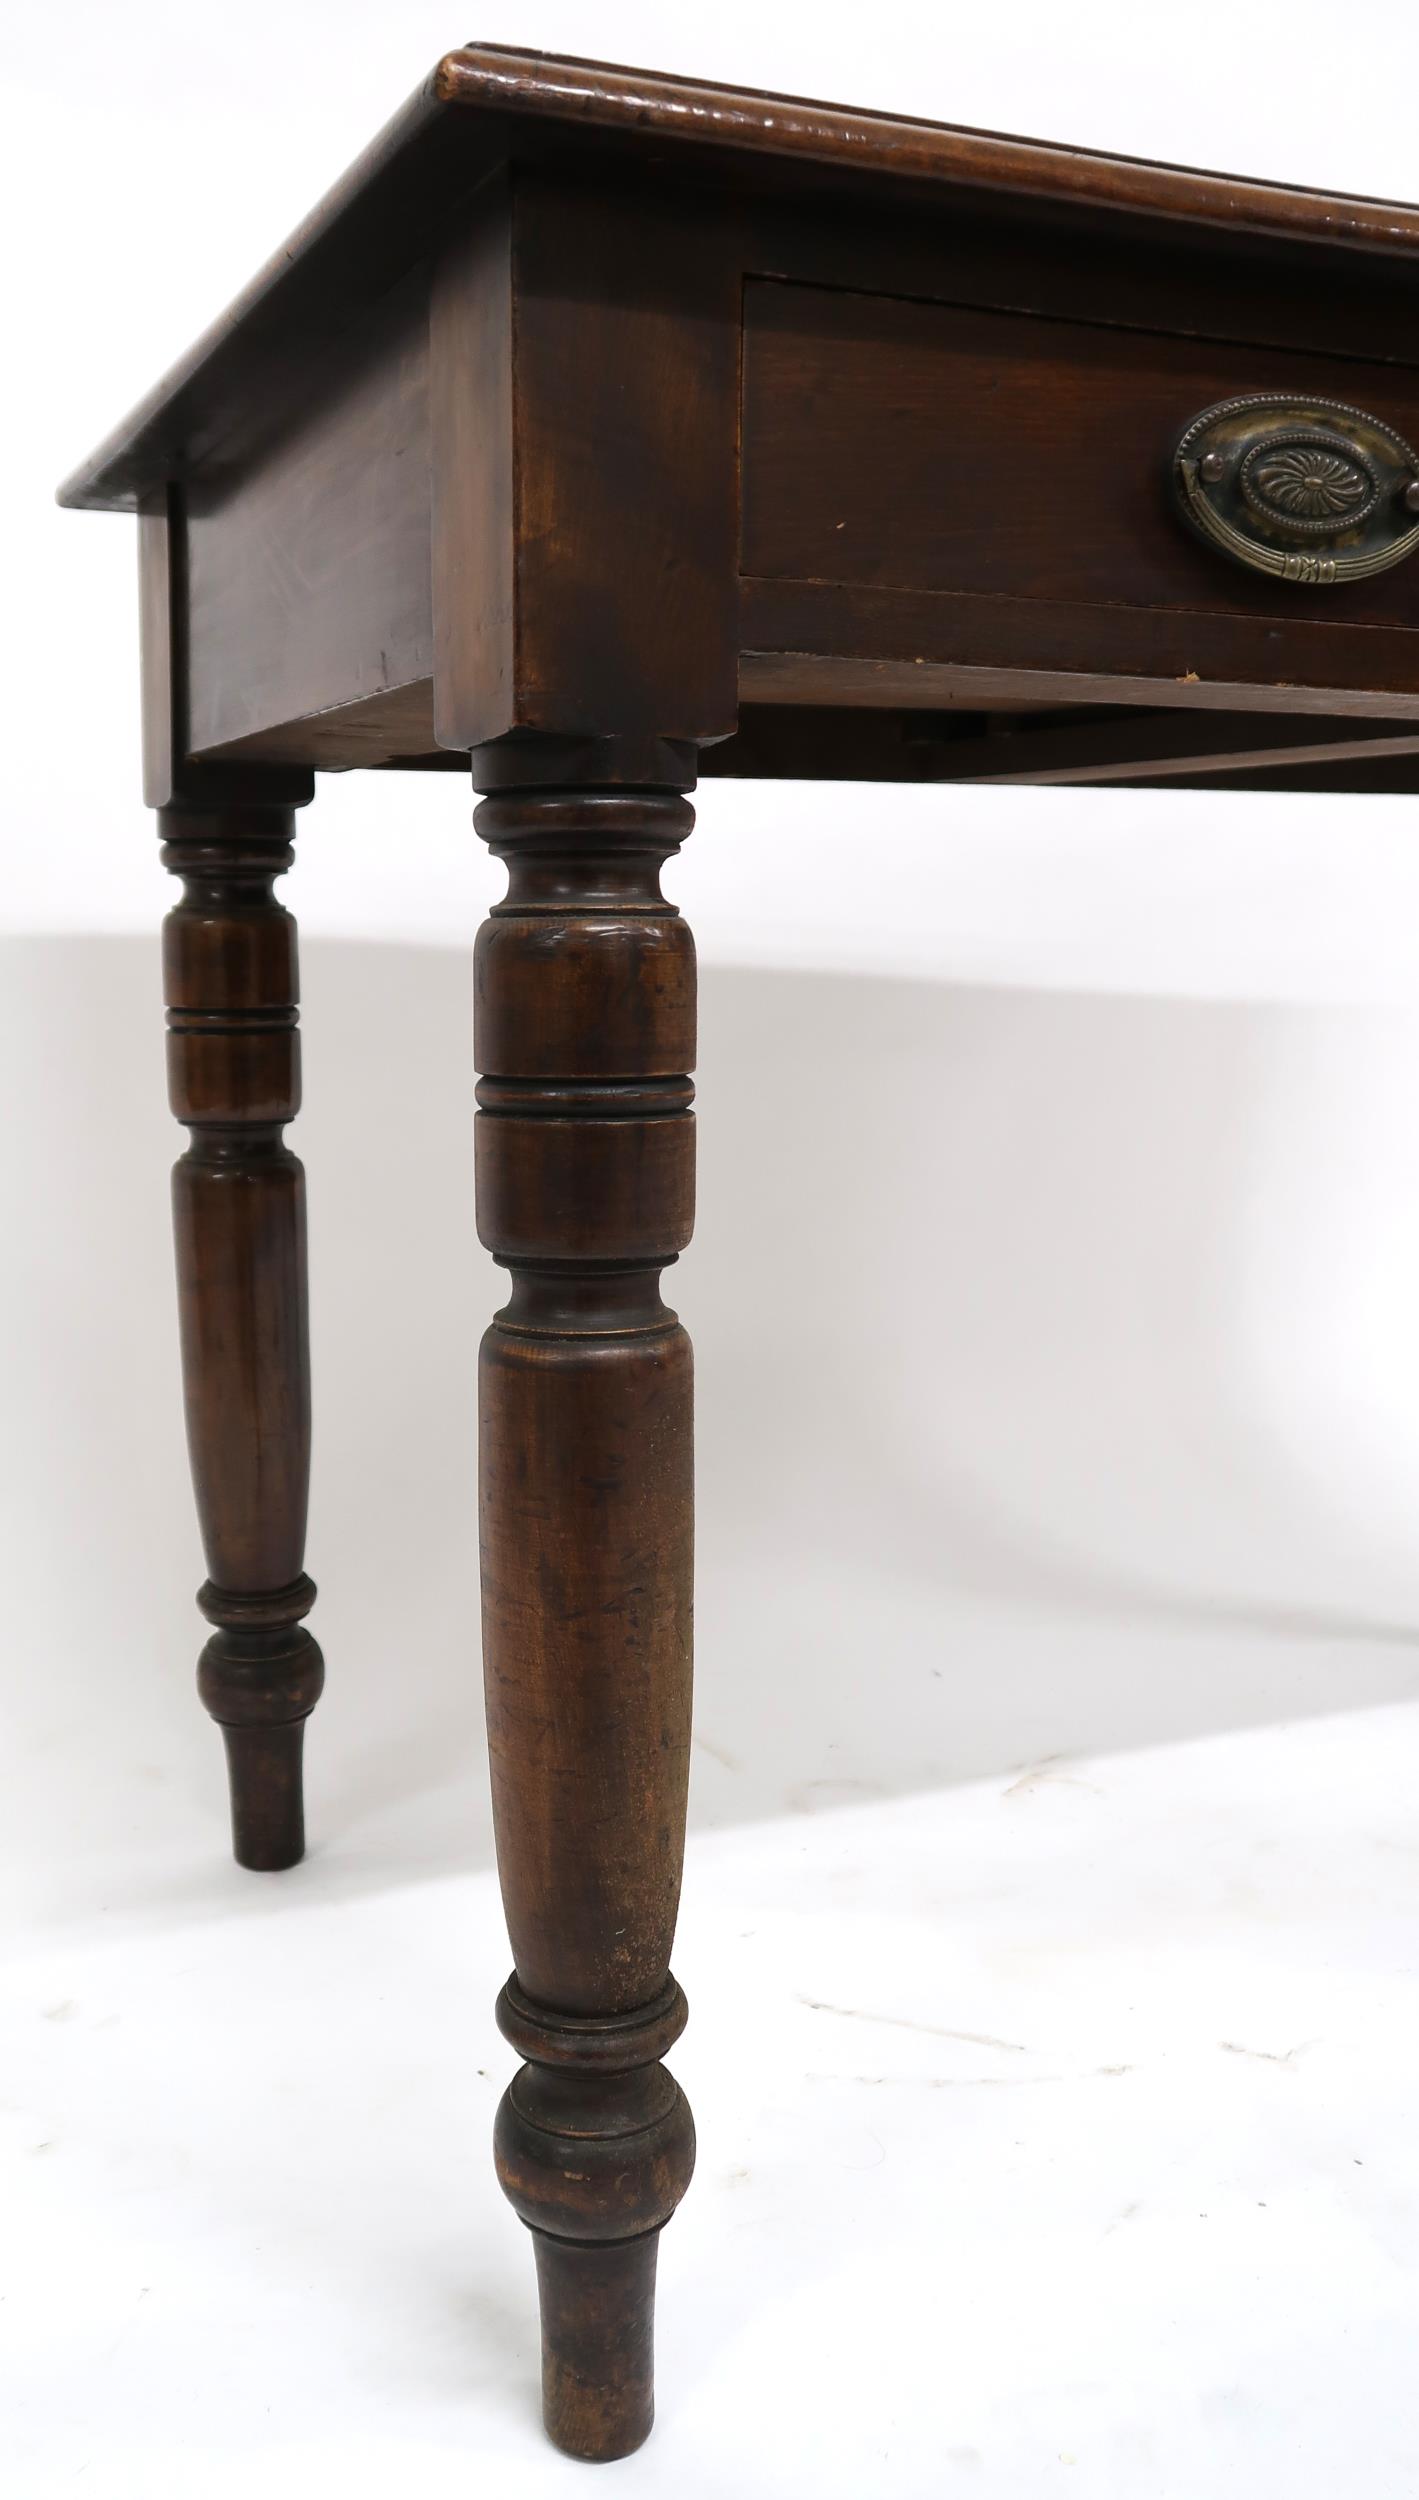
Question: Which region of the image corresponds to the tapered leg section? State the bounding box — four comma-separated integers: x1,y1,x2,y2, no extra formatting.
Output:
212,1716,310,1870
534,2235,661,2460
474,774,698,2458
161,806,323,1870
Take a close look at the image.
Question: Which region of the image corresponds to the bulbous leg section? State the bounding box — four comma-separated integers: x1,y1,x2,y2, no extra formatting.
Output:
196,1581,325,1870
493,1978,695,2460
474,772,699,2455
162,806,322,1868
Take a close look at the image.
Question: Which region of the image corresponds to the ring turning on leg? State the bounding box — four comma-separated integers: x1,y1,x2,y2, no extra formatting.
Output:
162,806,323,1871
474,775,697,2459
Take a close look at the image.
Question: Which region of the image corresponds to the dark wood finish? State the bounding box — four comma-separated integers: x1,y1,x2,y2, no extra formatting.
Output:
429,174,514,752
161,806,323,1871
739,580,1419,721
739,190,1419,374
431,171,739,748
698,703,1419,785
140,487,312,809
431,49,1419,258
199,677,449,773
1143,750,1419,793
59,40,1419,2464
743,280,1419,627
139,497,183,809
53,45,1419,525
531,2232,662,2460
141,480,320,1873
123,202,1419,779
200,663,1419,781
473,768,697,2460
185,276,432,761
79,58,1419,790
735,642,1419,721
937,714,1419,786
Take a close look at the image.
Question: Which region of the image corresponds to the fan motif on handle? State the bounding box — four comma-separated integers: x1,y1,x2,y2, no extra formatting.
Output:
1237,430,1380,536
1172,395,1419,584
1251,445,1369,520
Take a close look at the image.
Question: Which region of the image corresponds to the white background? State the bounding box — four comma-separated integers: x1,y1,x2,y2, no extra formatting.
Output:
5,4,1419,2493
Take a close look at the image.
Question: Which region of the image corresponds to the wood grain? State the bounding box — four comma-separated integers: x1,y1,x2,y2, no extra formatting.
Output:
473,769,697,2459
742,280,1419,631
186,276,432,757
740,580,1419,717
140,487,312,809
161,806,323,1870
434,47,1419,257
64,45,1419,517
433,171,739,748
58,40,1419,2468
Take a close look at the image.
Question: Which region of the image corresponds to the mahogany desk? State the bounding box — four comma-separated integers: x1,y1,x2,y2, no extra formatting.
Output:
59,47,1419,2461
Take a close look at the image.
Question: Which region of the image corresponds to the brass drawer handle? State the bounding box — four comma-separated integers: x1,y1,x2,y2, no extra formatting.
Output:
1172,393,1419,585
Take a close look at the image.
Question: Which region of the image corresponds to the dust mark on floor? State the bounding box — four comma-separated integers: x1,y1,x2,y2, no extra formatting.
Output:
692,1732,742,1774
1220,2038,1314,2066
1002,1754,1102,1800
800,1996,1030,2056
808,2065,1134,2090
785,1776,886,1813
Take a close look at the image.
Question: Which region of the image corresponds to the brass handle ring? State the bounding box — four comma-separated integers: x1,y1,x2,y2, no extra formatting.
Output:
1172,393,1419,585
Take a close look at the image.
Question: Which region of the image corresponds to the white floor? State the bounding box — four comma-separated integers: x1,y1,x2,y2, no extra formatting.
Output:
7,930,1419,2490
5,1673,1417,2498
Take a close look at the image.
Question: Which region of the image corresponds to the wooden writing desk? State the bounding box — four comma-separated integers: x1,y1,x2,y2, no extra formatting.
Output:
58,46,1419,2460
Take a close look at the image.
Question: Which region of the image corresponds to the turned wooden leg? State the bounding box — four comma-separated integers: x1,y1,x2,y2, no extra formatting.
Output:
161,804,324,1871
474,774,697,2460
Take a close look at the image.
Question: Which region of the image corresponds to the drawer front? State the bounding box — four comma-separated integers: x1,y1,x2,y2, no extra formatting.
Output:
741,278,1419,685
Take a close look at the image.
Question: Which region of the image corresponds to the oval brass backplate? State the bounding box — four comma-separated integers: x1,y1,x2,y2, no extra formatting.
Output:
1172,394,1419,585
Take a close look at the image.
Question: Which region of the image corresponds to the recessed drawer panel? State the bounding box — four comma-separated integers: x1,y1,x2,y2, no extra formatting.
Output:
741,278,1419,687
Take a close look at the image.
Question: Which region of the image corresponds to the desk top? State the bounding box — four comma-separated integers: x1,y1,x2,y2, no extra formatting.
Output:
57,44,1419,515
57,50,1419,795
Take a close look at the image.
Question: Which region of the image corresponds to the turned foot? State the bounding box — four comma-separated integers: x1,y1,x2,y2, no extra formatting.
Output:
494,1978,695,2460
533,2236,662,2461
196,1580,325,1870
